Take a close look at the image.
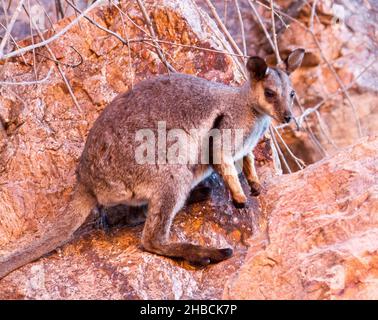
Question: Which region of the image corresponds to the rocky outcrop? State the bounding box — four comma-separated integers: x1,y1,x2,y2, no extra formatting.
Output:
224,136,378,300
1,134,377,299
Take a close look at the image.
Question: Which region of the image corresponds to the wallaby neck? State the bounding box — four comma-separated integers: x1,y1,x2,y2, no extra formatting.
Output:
230,81,269,121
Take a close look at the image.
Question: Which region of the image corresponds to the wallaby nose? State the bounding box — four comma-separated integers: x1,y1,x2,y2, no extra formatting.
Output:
284,114,292,123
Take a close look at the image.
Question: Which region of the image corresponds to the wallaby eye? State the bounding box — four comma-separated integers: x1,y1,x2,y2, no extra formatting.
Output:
264,88,276,98
290,90,295,98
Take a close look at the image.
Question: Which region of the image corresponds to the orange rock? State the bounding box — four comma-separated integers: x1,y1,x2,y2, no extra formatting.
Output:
224,136,378,300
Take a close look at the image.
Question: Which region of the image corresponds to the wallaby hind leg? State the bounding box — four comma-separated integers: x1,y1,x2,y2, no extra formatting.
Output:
141,185,232,266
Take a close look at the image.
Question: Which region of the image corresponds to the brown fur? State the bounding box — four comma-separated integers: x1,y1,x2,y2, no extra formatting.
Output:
0,49,304,278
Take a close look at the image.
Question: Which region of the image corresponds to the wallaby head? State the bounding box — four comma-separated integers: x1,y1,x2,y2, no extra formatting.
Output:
245,48,305,123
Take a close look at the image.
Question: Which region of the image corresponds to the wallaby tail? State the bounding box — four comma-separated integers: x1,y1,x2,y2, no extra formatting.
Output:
0,182,97,279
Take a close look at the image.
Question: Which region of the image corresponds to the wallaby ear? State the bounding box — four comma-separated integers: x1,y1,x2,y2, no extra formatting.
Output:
285,48,305,74
246,56,268,80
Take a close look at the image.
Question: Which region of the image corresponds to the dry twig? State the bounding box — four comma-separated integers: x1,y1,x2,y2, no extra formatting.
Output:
0,0,100,60
269,0,281,65
234,0,247,60
0,0,25,55
135,0,175,73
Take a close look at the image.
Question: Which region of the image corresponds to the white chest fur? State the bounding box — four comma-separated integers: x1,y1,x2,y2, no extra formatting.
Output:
234,115,270,161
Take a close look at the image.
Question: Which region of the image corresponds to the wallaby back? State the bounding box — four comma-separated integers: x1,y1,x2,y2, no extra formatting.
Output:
0,183,96,279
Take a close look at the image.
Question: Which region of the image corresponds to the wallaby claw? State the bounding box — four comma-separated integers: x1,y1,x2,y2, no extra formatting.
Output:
233,200,246,208
249,181,261,197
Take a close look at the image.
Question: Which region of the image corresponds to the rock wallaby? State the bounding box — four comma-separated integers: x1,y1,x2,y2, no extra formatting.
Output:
0,49,305,278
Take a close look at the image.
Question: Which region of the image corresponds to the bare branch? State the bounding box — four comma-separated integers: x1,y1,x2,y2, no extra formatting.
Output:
270,126,291,173
269,0,281,65
272,125,305,170
234,0,247,59
0,0,101,61
246,0,275,52
65,0,128,46
136,0,175,73
0,0,25,56
203,0,244,59
190,0,246,77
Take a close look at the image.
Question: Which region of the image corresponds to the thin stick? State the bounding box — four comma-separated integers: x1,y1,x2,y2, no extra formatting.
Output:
22,4,82,112
270,126,291,173
309,0,318,32
35,0,57,31
0,0,25,56
31,21,82,112
294,95,329,157
142,38,250,58
272,125,305,170
255,0,288,29
65,2,168,57
135,0,175,73
246,0,275,52
257,0,304,36
25,0,38,81
55,0,65,20
36,45,83,67
0,21,28,65
315,110,338,150
0,0,100,61
269,0,281,65
203,0,244,60
65,0,129,45
234,0,247,60
223,0,228,27
110,0,134,89
1,0,9,26
190,0,246,77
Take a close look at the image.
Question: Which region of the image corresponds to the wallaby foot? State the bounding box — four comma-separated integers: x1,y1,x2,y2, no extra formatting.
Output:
213,161,247,208
232,192,247,208
143,242,233,266
232,198,246,208
141,182,233,265
249,181,261,197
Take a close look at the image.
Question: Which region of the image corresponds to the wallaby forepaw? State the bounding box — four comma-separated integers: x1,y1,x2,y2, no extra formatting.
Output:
249,181,261,197
232,193,247,208
232,199,246,208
